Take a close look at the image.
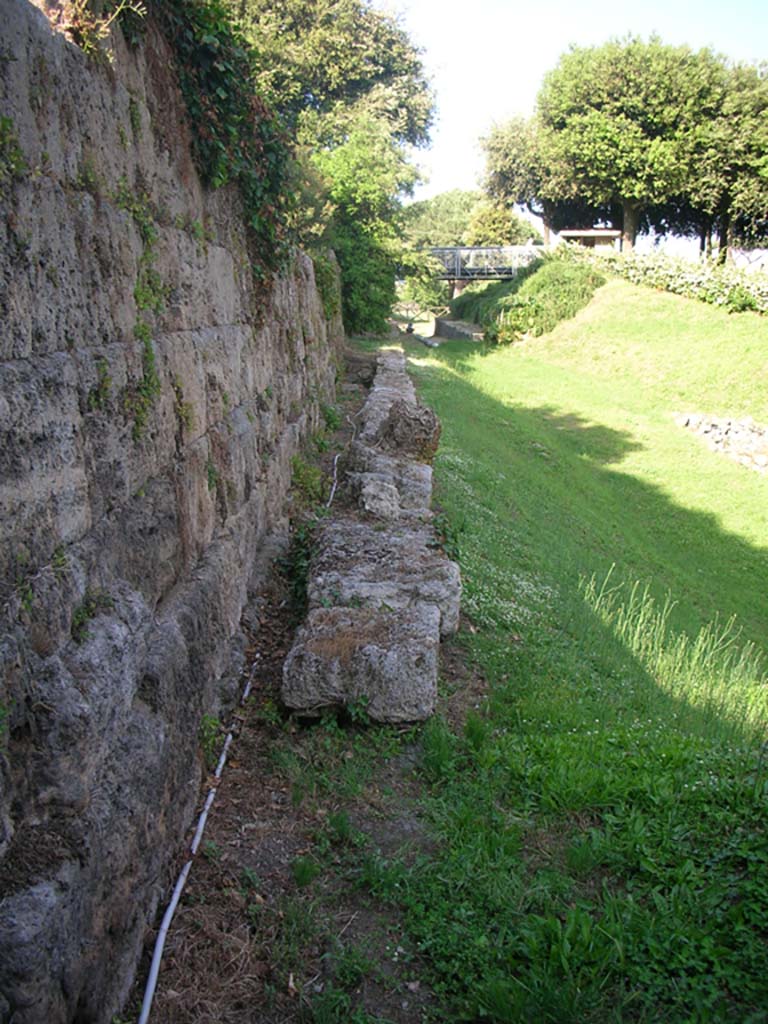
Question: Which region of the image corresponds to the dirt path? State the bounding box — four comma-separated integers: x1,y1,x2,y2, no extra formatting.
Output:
125,352,485,1024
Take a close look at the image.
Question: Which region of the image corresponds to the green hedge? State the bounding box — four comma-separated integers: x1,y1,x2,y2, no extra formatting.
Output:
562,246,768,315
451,257,605,343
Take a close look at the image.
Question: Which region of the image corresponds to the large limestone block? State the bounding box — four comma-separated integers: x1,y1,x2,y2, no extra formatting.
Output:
372,397,441,462
357,350,417,444
308,520,461,636
348,441,433,513
282,604,440,722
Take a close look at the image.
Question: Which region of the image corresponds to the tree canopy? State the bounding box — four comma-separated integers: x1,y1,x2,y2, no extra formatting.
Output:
402,190,482,248
483,37,767,254
232,0,433,147
402,189,541,249
231,0,434,331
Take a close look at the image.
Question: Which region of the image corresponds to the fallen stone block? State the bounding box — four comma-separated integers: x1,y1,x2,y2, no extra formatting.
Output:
347,441,433,514
308,519,461,637
373,397,441,462
282,604,440,722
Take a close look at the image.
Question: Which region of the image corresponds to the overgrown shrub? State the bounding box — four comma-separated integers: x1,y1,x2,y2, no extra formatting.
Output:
331,220,399,335
451,257,605,343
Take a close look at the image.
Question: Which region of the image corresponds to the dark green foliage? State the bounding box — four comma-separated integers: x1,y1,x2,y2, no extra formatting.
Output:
278,518,316,619
451,259,544,322
232,0,433,148
311,251,341,320
320,403,341,431
331,220,398,335
290,455,326,504
291,855,321,887
313,116,418,334
151,0,291,278
451,257,604,343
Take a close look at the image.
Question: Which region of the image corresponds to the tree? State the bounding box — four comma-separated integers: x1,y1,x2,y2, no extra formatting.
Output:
231,0,432,147
312,115,418,333
536,37,728,249
230,0,434,330
464,200,541,246
402,189,482,248
678,62,768,257
482,117,610,242
484,40,766,256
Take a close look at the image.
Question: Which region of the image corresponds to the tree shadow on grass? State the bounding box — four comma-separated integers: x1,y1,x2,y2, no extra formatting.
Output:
407,343,768,749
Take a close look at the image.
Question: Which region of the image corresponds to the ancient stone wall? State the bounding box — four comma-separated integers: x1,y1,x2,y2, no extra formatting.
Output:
0,3,343,1020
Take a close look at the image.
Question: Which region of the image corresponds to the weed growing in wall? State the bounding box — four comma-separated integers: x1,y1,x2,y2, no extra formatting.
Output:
113,179,168,437
206,458,219,491
290,455,326,506
128,96,141,137
88,358,112,411
74,157,101,194
172,376,195,433
62,0,146,62
71,589,114,644
0,117,26,195
199,713,222,769
129,323,161,440
311,251,342,320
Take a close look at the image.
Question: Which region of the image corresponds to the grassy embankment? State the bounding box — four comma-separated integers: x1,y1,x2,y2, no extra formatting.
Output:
360,278,768,1021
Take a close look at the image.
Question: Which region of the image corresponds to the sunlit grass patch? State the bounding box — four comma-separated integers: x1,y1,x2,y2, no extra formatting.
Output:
350,285,768,1021
581,567,768,748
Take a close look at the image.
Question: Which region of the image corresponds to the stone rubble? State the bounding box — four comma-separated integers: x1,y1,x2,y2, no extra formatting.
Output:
676,413,768,474
282,350,461,722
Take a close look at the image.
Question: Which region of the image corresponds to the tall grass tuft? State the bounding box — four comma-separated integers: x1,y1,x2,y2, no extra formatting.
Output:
581,566,768,747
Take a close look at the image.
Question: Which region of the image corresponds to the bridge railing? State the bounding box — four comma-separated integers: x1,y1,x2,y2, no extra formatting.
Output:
428,246,541,280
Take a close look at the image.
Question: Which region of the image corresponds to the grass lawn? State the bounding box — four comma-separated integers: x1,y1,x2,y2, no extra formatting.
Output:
353,280,768,1022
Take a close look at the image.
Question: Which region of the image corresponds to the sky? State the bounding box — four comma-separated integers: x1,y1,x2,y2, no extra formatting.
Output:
386,0,768,201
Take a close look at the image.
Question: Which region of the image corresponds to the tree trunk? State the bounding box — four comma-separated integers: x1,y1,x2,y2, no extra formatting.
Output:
717,212,730,265
621,201,640,251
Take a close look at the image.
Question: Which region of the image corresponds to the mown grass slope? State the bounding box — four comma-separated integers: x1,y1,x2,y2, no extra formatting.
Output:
361,280,768,1022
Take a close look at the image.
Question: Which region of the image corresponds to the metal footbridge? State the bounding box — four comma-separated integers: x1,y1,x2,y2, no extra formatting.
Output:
429,246,540,281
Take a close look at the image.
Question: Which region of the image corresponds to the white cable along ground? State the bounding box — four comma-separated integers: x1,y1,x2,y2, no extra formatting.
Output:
137,661,258,1024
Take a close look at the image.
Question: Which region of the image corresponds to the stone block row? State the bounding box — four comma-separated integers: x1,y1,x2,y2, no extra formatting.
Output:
282,350,461,722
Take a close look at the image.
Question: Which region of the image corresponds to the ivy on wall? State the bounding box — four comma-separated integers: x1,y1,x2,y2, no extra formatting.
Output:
149,0,292,279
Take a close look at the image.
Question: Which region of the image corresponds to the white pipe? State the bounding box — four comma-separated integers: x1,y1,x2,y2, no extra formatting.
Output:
137,658,261,1023
137,859,192,1024
326,453,341,508
189,789,217,856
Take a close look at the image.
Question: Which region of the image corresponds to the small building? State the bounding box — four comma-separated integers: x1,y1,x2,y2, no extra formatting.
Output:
558,228,622,250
